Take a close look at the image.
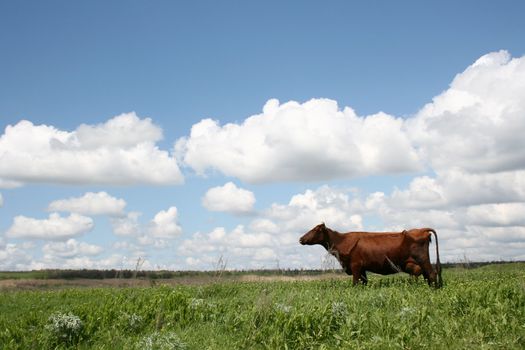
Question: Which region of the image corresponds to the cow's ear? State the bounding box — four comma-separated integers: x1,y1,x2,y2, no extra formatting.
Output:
321,222,325,227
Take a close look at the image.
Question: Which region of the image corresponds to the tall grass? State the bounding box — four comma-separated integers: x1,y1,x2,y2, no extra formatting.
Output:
1,263,524,349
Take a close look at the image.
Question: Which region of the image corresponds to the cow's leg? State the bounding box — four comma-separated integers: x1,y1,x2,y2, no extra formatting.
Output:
420,260,437,287
405,262,422,278
350,263,363,285
351,269,361,285
408,263,422,284
360,271,368,285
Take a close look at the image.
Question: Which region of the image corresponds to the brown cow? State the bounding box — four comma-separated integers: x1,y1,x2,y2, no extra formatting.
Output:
299,223,442,288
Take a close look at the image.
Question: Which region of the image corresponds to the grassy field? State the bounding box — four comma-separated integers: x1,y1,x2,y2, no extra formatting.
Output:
1,264,524,349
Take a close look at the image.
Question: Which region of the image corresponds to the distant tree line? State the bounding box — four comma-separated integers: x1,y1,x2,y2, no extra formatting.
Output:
0,260,522,280
33,268,336,280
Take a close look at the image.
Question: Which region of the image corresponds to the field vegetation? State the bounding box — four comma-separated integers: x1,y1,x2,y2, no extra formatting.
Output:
1,263,524,349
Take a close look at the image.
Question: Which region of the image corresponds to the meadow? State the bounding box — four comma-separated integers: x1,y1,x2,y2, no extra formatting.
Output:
1,263,524,349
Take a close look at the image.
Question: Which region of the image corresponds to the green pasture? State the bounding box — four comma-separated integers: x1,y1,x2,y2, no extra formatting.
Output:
1,264,524,349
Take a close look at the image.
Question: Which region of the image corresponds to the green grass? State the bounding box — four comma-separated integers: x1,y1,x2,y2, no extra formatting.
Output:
1,264,524,349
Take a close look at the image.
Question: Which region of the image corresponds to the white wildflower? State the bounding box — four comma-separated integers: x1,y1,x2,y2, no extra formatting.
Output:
136,331,187,350
275,303,292,313
45,312,83,343
398,306,416,318
331,301,348,319
121,312,143,331
189,298,205,309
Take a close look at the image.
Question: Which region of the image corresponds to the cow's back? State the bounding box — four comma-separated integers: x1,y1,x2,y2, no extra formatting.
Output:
341,232,407,274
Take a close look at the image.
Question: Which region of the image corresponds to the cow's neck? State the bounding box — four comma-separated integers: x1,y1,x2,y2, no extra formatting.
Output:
322,228,343,252
322,228,347,270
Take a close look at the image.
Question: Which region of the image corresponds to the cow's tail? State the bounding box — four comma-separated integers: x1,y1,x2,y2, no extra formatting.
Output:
427,228,442,288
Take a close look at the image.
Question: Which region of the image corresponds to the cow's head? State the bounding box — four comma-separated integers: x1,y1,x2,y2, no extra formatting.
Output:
299,223,328,245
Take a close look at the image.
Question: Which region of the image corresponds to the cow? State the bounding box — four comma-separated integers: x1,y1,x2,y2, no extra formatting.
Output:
299,223,442,288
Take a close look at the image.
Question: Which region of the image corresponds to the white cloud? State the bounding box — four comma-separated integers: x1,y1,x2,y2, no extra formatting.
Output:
266,185,364,232
175,51,525,185
185,257,201,267
0,113,184,186
409,50,525,174
109,207,182,246
0,192,3,207
368,194,461,231
147,207,182,238
74,112,163,149
0,179,23,189
0,243,33,270
178,225,278,269
389,170,525,209
229,225,274,248
467,226,525,244
6,213,94,240
202,182,255,214
176,98,421,183
466,203,525,227
42,239,103,258
112,240,143,254
390,176,446,209
111,212,142,237
253,247,278,261
38,254,133,270
249,218,279,234
48,191,126,216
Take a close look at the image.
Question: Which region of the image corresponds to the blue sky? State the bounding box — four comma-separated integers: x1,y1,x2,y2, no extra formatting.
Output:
1,1,525,270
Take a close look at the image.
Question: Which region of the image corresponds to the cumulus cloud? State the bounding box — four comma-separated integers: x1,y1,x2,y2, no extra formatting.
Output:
111,212,142,237
0,113,183,186
42,239,103,258
48,192,126,216
178,225,277,269
202,182,255,214
466,203,525,227
37,253,133,270
391,170,525,210
6,213,94,240
110,207,182,245
175,51,525,185
147,207,182,238
408,50,525,173
176,98,421,183
74,113,163,149
0,243,33,270
0,192,3,207
266,185,364,232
